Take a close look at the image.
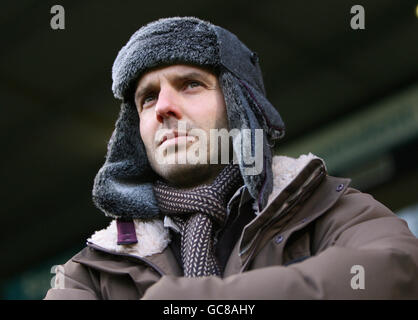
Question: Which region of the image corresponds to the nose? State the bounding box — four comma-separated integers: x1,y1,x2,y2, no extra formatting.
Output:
155,86,183,123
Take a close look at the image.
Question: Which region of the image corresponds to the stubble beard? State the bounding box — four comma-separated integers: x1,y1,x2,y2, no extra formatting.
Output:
147,137,231,188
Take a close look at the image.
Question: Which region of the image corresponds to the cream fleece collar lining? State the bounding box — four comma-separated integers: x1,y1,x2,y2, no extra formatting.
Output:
87,153,323,258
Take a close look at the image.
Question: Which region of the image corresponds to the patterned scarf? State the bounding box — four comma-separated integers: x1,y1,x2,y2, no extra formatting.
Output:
153,163,243,277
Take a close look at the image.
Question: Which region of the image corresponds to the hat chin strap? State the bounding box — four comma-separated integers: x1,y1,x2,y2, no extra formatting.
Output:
116,219,138,245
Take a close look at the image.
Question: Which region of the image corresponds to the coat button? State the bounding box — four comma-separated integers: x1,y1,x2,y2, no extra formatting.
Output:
336,184,344,192
274,235,283,244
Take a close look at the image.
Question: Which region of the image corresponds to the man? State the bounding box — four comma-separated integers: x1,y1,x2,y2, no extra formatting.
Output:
45,17,418,299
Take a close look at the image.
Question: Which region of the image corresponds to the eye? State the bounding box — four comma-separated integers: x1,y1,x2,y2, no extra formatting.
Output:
144,95,155,104
185,80,202,89
142,93,157,108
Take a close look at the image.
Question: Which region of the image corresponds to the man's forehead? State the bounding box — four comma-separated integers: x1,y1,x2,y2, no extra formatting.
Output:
136,64,216,88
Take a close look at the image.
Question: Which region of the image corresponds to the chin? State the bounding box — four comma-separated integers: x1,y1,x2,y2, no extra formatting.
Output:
151,161,214,187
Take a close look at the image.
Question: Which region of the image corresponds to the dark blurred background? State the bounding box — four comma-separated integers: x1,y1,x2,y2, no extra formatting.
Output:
1,0,417,299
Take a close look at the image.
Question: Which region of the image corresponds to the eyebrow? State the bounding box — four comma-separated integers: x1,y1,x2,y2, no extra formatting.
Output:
134,71,213,102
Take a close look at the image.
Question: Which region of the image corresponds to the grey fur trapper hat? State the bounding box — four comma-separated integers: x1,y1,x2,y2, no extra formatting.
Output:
92,16,285,220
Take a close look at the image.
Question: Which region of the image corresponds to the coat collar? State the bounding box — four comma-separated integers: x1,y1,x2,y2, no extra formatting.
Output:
87,153,325,258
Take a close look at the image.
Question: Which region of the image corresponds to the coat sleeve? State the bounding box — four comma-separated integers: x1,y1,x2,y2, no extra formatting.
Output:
44,258,100,300
141,189,418,299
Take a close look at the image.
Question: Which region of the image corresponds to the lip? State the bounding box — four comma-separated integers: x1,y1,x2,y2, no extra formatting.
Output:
158,131,191,147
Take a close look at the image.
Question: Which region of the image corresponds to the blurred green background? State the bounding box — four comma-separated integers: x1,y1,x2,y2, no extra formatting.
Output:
1,0,417,299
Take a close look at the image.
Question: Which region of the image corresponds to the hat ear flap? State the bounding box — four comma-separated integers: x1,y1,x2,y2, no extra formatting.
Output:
105,101,145,166
92,101,159,219
219,71,274,211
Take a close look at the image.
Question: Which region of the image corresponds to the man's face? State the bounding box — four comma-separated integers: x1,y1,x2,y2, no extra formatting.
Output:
134,64,229,186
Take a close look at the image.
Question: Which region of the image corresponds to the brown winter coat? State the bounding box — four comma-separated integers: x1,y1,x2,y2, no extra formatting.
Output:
44,154,418,299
